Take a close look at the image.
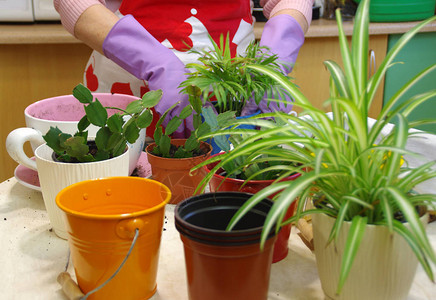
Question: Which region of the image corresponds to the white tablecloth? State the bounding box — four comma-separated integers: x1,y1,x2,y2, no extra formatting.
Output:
0,176,435,299
2,123,436,299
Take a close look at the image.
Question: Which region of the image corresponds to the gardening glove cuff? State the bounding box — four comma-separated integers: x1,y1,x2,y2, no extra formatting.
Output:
103,15,192,136
260,14,305,75
242,14,305,116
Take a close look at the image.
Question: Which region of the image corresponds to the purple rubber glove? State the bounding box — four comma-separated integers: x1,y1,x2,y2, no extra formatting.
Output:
103,14,191,138
241,14,305,116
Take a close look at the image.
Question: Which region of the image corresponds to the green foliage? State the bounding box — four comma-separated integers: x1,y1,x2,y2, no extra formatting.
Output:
199,108,299,181
193,0,436,292
179,34,291,116
43,83,162,163
151,86,210,158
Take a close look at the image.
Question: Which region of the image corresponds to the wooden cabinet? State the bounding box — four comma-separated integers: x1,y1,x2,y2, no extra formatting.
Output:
0,20,435,182
291,34,386,117
0,42,92,182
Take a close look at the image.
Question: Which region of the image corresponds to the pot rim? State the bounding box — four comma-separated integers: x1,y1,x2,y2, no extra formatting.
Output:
56,176,171,220
203,153,302,184
175,191,274,236
145,139,212,161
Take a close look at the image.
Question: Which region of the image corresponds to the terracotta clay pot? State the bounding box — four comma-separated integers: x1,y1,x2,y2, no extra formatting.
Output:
146,139,212,204
175,192,277,300
204,155,301,263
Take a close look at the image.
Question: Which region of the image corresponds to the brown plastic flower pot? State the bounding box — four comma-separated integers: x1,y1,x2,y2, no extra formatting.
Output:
145,139,212,204
204,154,301,263
175,192,277,300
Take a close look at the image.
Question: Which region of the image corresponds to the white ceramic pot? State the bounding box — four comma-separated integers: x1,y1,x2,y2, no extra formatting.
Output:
5,93,145,175
312,212,429,300
34,144,130,239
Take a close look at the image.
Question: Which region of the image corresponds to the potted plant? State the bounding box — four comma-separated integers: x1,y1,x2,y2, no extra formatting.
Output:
145,86,213,204
43,83,160,163
179,34,291,154
197,0,436,298
34,83,162,239
195,107,302,263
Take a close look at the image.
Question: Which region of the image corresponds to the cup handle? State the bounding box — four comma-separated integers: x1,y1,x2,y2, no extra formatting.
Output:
6,128,44,171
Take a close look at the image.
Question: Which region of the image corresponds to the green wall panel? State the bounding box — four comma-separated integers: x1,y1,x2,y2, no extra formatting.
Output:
383,31,436,133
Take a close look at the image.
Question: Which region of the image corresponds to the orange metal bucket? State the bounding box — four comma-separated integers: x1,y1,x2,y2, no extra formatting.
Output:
56,177,171,300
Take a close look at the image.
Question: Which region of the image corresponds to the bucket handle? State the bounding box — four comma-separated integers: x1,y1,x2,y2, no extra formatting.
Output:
58,228,140,300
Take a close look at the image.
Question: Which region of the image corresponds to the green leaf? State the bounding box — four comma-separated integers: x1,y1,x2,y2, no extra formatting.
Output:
336,216,367,294
125,100,144,114
95,127,112,151
189,89,204,114
107,132,123,150
328,201,350,245
111,137,127,157
78,115,90,132
392,220,434,281
193,113,202,130
72,83,93,104
386,187,436,263
179,105,193,120
156,102,179,128
202,106,219,129
63,136,90,159
323,60,350,99
136,110,153,129
173,146,189,158
84,100,108,127
123,121,140,144
154,127,163,144
165,117,183,136
141,90,163,108
74,130,88,141
184,134,200,152
335,9,358,105
107,114,123,133
93,149,110,161
351,0,369,99
216,110,237,127
159,134,171,157
43,127,66,152
214,135,230,152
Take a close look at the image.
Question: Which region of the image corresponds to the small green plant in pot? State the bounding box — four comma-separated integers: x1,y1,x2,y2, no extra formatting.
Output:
179,34,291,117
145,86,213,204
198,1,436,299
43,83,162,162
195,109,302,263
197,107,300,183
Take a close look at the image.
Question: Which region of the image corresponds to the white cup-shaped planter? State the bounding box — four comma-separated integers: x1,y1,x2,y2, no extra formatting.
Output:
5,93,145,175
34,144,130,239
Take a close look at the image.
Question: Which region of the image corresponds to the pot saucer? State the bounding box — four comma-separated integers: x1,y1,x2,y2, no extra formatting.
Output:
14,152,152,191
14,158,41,192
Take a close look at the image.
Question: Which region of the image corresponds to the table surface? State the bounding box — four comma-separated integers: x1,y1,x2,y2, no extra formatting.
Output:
0,175,435,300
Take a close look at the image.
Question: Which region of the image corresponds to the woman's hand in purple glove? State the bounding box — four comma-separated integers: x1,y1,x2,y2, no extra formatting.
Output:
103,15,192,137
241,14,306,116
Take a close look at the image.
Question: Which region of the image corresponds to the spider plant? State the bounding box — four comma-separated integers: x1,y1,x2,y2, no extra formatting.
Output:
193,0,436,294
179,34,291,116
199,106,300,181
